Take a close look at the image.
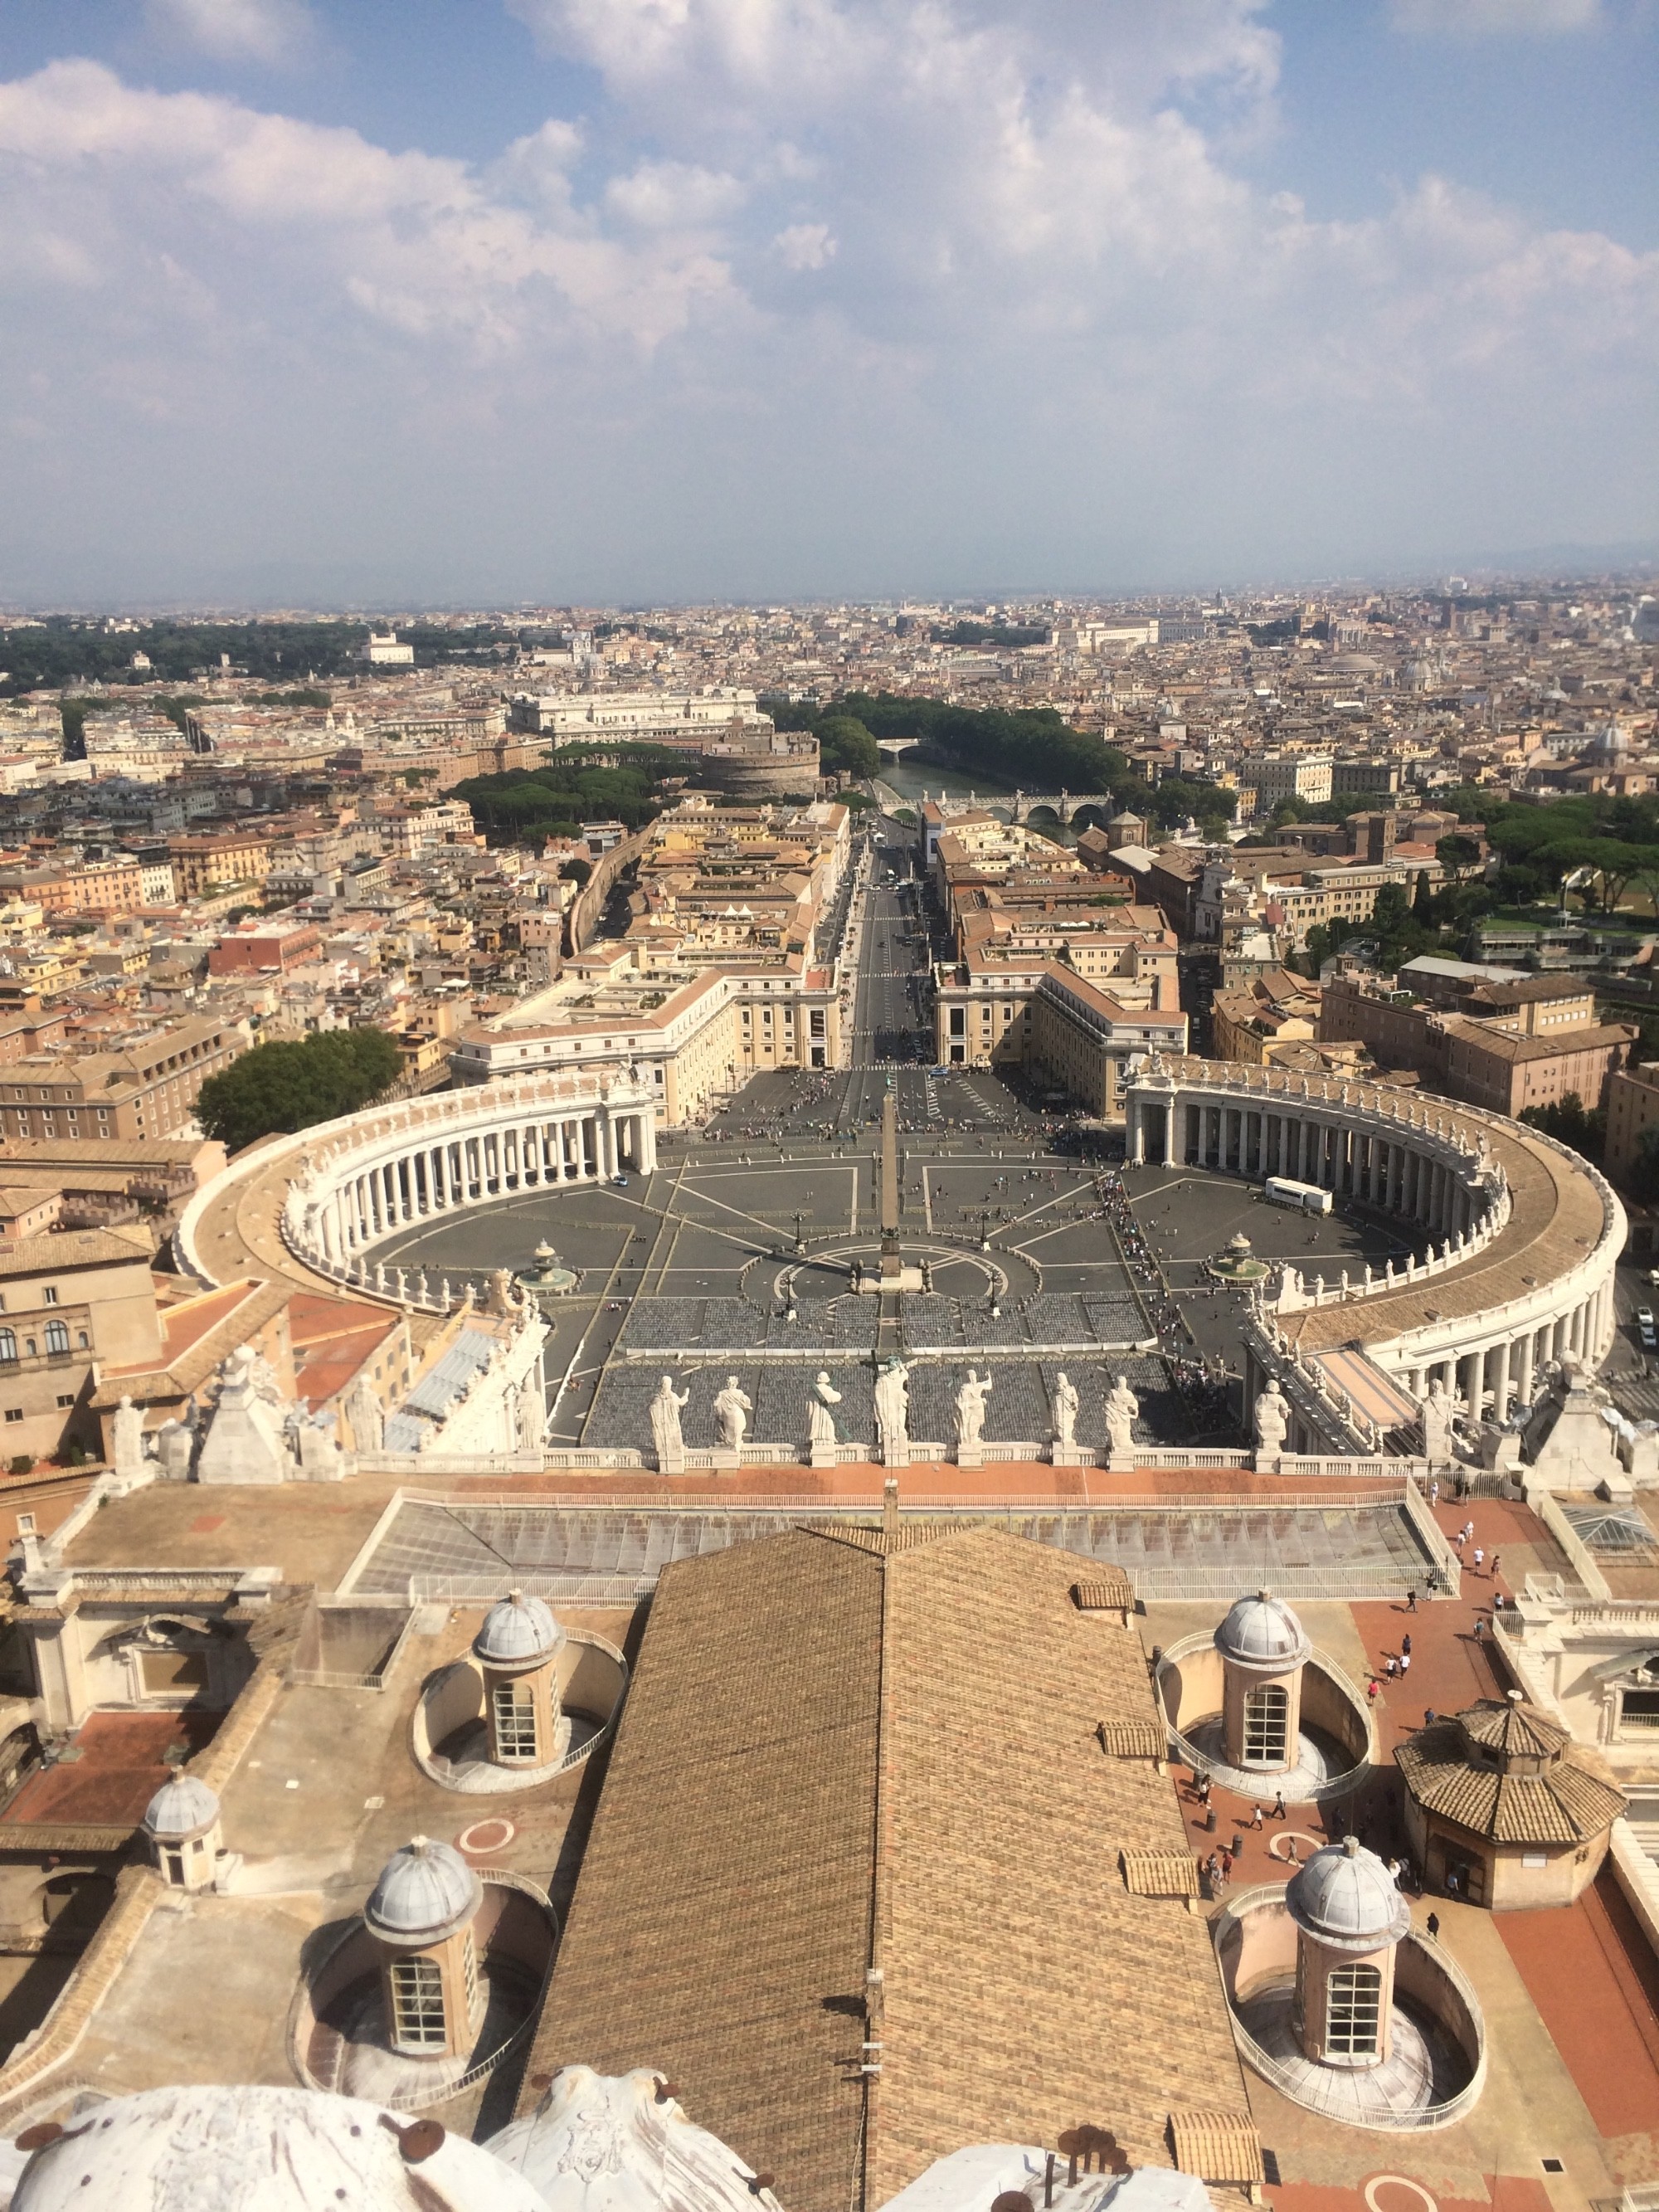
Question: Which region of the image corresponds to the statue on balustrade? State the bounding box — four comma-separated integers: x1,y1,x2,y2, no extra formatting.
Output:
1253,1377,1289,1459
807,1371,842,1450
873,1356,911,1462
953,1369,993,1454
713,1376,752,1449
1049,1371,1078,1449
649,1376,689,1465
1420,1375,1455,1464
1103,1375,1139,1460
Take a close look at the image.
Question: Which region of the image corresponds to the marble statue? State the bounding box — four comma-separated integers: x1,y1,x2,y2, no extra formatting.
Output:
112,1395,147,1481
1253,1378,1289,1458
808,1371,842,1449
1420,1375,1454,1463
515,1367,545,1452
344,1374,384,1455
713,1376,752,1449
155,1415,196,1483
873,1356,911,1462
650,1376,689,1464
1103,1374,1140,1459
1050,1371,1078,1449
294,1409,346,1482
954,1369,993,1454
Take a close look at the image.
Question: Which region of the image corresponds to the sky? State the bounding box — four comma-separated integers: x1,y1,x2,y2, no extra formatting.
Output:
0,0,1654,608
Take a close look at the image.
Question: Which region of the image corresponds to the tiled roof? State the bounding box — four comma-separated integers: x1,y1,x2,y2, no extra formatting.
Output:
1166,2108,1266,2185
523,1526,1256,2212
1458,1697,1569,1760
1099,1716,1168,1761
1073,1570,1134,1610
1396,1716,1624,1846
1120,1847,1199,1898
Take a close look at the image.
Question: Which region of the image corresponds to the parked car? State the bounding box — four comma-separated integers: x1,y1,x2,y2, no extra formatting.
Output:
1638,1306,1657,1351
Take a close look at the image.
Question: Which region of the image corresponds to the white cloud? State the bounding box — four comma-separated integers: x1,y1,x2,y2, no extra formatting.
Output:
0,7,1652,600
1388,0,1602,36
145,0,319,66
774,222,835,269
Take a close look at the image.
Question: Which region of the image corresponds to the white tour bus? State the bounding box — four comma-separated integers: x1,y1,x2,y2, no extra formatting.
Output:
1263,1176,1332,1216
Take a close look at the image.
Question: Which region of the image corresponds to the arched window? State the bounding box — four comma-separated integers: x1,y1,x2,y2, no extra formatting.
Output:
44,1321,69,1357
1325,1961,1383,2057
388,1955,447,2049
492,1680,538,1762
1243,1681,1290,1766
0,1330,14,1363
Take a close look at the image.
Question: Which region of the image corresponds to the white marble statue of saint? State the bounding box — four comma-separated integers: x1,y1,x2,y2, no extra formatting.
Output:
649,1376,689,1464
112,1395,147,1481
1049,1372,1078,1449
954,1369,993,1454
1103,1374,1140,1459
1420,1375,1454,1463
873,1357,911,1461
713,1376,753,1450
344,1374,383,1455
1254,1378,1289,1457
808,1371,842,1449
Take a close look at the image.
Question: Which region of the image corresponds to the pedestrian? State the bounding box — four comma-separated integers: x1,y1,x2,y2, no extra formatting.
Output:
1406,1587,1418,1613
1453,1529,1467,1555
1219,1848,1233,1886
1462,1518,1475,1546
1424,1708,1437,1726
1426,1911,1441,1940
1272,1789,1287,1820
1284,1837,1299,1866
1429,1478,1439,1508
1205,1849,1221,1890
1367,1676,1380,1703
1252,1803,1264,1830
1490,1551,1501,1582
1473,1613,1485,1641
1401,1632,1412,1660
1472,1545,1485,1575
1385,1653,1399,1680
1399,1650,1411,1676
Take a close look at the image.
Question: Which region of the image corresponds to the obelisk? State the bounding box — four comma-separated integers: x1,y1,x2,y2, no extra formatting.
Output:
879,1092,902,1284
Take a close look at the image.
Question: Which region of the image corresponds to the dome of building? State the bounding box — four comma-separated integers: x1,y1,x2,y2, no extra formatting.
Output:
489,2066,777,2211
7,2083,552,2212
364,1836,482,1944
142,1773,220,1840
474,1590,566,1671
1285,1835,1410,1952
1214,1590,1311,1670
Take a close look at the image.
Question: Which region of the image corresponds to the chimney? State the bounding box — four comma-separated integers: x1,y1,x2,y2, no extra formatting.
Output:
883,1478,899,1537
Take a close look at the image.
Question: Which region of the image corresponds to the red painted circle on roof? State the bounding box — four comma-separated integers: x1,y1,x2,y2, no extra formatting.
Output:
456,1818,515,1856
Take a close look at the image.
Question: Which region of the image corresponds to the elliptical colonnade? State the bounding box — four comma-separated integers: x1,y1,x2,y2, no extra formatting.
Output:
1126,1059,1623,1433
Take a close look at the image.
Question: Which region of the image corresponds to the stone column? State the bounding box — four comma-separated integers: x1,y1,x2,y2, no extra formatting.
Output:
1163,1098,1177,1167
1492,1337,1511,1425
1516,1328,1535,1407
1461,1348,1482,1424
1129,1100,1145,1164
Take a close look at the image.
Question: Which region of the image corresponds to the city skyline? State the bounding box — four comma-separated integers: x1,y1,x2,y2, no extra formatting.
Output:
0,0,1655,606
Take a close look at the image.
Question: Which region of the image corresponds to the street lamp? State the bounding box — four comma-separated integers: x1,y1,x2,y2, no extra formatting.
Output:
979,1211,991,1251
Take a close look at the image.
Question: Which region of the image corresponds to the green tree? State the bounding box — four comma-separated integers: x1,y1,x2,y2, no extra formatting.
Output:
559,855,592,887
815,714,879,777
1520,1091,1605,1162
196,1027,401,1153
1627,1123,1659,1206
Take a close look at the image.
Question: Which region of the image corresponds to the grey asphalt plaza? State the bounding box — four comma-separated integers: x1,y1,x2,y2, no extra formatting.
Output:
374,819,1442,1468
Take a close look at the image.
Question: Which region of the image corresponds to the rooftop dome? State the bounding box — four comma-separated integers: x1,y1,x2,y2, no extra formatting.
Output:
142,1773,220,1840
7,2083,551,2212
364,1836,482,1945
489,2066,777,2212
1214,1589,1311,1671
1285,1835,1410,1952
474,1590,566,1670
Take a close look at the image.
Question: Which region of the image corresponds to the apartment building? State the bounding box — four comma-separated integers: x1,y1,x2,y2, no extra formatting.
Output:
0,1224,163,1469
0,1017,247,1144
1606,1062,1659,1183
1319,971,1633,1118
1212,969,1323,1065
1253,754,1334,806
166,831,274,896
0,857,146,917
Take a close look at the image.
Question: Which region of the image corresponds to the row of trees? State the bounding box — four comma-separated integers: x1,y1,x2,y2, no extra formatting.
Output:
0,619,518,699
451,747,675,844
196,1027,402,1153
766,691,1238,831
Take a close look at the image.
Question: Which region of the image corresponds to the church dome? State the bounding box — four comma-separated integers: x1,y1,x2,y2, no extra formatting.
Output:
7,2083,551,2212
1214,1590,1311,1671
364,1837,481,1945
489,2066,777,2211
1286,1835,1410,1951
142,1774,220,1841
474,1590,566,1671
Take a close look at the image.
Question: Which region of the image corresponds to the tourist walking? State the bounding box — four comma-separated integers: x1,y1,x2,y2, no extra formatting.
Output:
1472,1545,1485,1575
1426,1912,1440,1941
1272,1789,1287,1820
